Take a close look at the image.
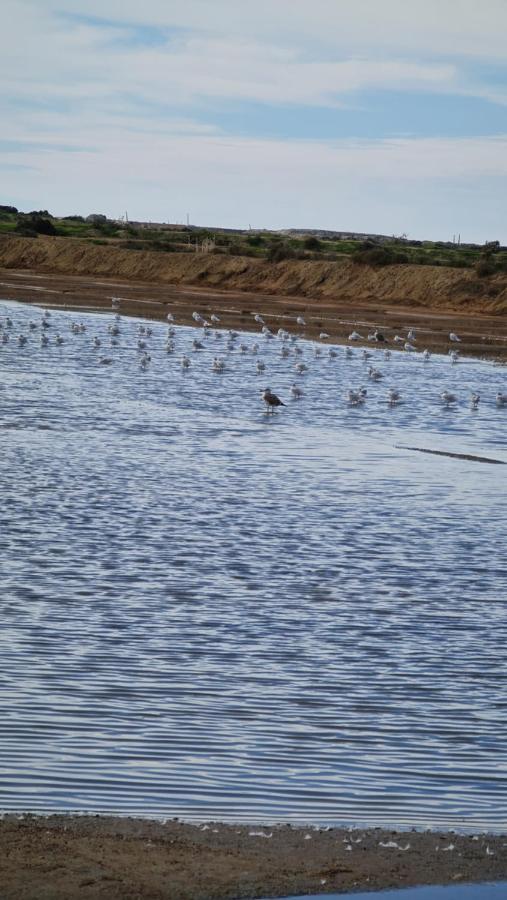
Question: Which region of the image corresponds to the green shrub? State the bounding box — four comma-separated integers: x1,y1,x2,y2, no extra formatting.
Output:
475,259,496,277
303,236,321,251
15,215,56,236
267,241,295,262
352,247,408,266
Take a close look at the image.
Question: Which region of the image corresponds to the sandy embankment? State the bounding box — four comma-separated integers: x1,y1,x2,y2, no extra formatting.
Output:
1,235,506,360
1,815,506,900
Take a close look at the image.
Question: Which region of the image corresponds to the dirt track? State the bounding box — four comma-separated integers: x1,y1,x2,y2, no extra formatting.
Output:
1,815,506,900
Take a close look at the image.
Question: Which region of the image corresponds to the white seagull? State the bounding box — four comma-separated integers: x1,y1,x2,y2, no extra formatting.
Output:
347,387,367,405
440,390,457,406
449,332,461,342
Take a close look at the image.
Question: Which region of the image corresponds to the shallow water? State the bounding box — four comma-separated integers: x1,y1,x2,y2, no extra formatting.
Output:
1,300,506,828
276,882,507,900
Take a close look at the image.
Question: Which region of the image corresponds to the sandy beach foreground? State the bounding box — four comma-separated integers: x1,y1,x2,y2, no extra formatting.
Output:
1,815,506,899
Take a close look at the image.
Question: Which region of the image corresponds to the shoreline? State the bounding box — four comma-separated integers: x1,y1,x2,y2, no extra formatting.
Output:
1,266,507,363
2,814,507,899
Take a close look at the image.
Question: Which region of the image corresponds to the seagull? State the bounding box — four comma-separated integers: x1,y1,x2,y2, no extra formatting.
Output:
407,328,416,341
17,334,27,346
40,334,48,346
210,314,220,324
344,347,354,358
367,366,383,380
192,339,204,351
166,312,174,322
280,346,290,358
347,387,367,405
256,360,266,374
449,350,459,364
192,311,204,323
296,315,306,326
93,336,101,347
314,347,322,357
440,390,457,406
387,388,401,405
470,392,480,409
348,331,362,341
328,348,337,358
211,357,225,372
261,387,284,412
404,342,416,352
368,329,386,342
165,340,175,353
98,356,113,365
383,349,391,359
362,349,373,360
111,297,121,309
290,383,304,399
449,332,461,342
295,362,308,375
139,353,150,370
55,333,64,345
393,335,404,343
254,314,265,324
251,343,259,354
496,391,507,407
180,355,191,369
422,349,431,360
319,331,330,340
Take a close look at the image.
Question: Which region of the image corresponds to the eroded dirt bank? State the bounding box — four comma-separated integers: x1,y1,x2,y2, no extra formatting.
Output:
1,235,507,314
1,815,506,900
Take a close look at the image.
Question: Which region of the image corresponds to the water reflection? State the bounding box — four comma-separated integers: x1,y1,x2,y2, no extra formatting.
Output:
1,300,506,827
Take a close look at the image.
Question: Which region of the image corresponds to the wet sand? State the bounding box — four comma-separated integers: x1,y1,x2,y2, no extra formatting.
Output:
1,267,507,362
1,815,506,899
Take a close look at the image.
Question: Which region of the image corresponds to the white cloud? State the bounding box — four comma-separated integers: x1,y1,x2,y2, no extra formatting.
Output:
1,1,505,114
1,1,506,240
51,0,507,61
2,126,506,238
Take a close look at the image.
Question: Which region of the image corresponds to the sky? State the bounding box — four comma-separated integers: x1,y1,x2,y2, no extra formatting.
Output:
1,0,506,242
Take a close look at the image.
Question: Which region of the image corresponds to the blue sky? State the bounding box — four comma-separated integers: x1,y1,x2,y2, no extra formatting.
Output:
1,0,506,241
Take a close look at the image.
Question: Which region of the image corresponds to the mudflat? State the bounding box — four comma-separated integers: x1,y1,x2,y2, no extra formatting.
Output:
1,815,506,900
1,265,506,362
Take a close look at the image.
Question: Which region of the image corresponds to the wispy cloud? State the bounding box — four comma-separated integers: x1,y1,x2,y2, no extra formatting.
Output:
2,0,506,239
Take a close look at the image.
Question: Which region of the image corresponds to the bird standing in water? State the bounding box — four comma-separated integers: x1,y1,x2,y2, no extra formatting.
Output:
261,388,285,413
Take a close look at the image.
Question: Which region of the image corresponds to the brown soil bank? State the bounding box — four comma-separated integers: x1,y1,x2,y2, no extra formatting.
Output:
1,235,507,360
1,816,506,900
1,235,507,315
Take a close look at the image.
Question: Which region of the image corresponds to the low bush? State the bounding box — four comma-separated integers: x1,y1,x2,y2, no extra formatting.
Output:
475,259,496,277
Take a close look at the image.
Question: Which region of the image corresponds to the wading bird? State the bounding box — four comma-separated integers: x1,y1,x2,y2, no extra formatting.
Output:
262,387,284,412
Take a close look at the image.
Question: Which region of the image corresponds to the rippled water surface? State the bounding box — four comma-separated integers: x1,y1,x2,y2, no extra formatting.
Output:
1,299,506,828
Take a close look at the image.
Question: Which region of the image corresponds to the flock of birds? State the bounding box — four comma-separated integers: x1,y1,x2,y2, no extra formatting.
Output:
1,300,507,415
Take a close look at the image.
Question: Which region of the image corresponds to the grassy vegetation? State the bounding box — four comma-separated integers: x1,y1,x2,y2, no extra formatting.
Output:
1,205,506,273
